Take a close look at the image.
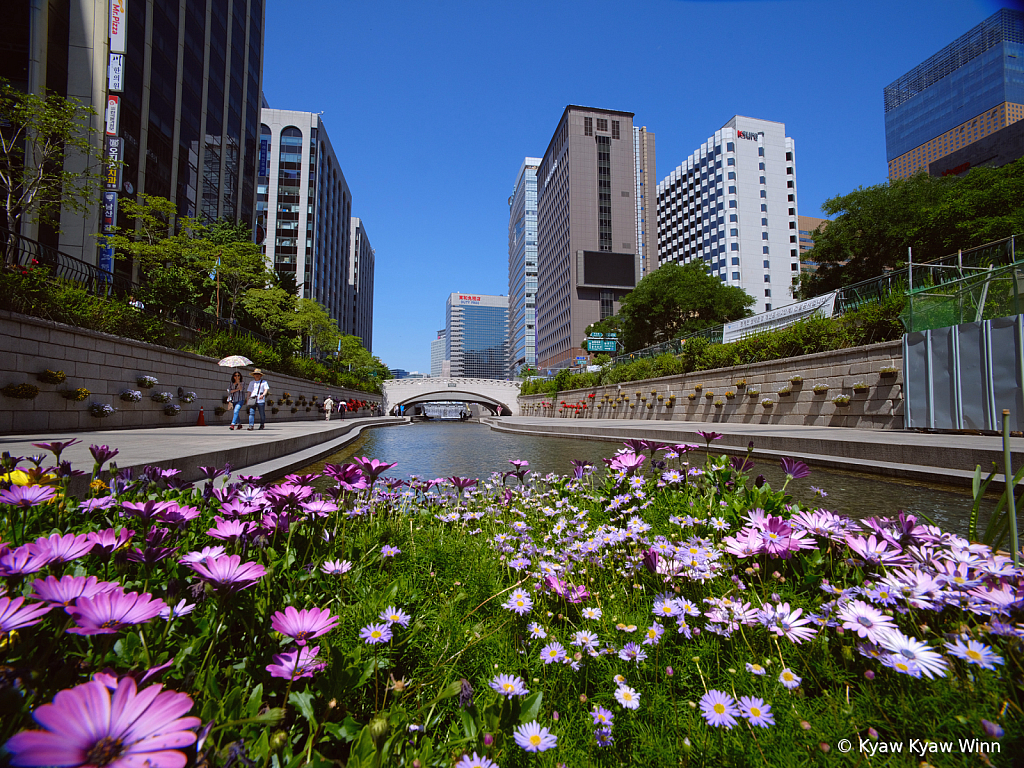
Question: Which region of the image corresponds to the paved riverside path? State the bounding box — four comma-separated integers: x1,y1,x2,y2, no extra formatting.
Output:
0,416,408,494
482,416,1024,488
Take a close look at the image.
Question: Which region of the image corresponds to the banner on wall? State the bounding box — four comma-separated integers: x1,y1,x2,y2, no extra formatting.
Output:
105,137,122,191
258,138,269,176
722,291,838,343
102,191,118,233
105,95,119,136
109,0,127,54
108,54,124,91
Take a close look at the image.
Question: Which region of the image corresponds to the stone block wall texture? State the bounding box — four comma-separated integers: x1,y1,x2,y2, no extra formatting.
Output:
518,341,903,430
0,311,382,435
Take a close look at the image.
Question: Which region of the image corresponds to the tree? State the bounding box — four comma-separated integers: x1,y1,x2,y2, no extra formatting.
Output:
294,298,342,357
242,285,296,342
617,262,755,351
0,79,104,250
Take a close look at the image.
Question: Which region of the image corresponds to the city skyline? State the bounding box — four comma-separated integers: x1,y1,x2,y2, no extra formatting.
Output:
228,2,1009,371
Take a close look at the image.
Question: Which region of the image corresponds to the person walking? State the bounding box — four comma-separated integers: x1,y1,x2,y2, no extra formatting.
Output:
323,394,335,421
227,371,245,429
246,368,271,430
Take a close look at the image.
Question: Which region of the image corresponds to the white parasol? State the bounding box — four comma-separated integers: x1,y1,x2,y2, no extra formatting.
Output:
217,355,253,367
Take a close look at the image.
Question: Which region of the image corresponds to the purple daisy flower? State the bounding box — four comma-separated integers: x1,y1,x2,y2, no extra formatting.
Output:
31,575,120,607
381,545,401,558
0,485,57,508
187,554,266,593
738,695,775,727
30,533,95,565
379,606,411,627
178,546,226,565
3,676,200,768
0,545,50,577
541,641,567,664
206,517,254,543
321,559,353,575
700,689,740,729
359,622,393,645
944,637,1004,670
489,674,529,698
780,457,811,480
778,668,802,689
614,685,640,710
85,528,134,558
271,606,340,646
66,590,167,635
266,645,327,680
454,753,497,768
0,596,54,633
512,721,557,753
838,599,897,644
618,642,647,663
591,706,614,726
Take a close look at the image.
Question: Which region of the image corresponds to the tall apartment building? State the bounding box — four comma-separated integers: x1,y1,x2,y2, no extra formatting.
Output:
430,328,447,378
3,1,265,265
633,126,657,277
445,293,508,379
885,8,1024,181
656,116,799,313
348,218,375,352
258,109,351,327
535,106,641,371
507,157,541,377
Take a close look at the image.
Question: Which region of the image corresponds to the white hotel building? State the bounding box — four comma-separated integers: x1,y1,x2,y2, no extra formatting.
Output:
656,116,799,313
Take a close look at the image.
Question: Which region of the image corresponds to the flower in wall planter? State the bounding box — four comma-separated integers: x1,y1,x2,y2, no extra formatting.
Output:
89,402,115,417
693,384,703,391
136,375,158,388
714,400,724,408
688,393,697,401
704,391,715,399
813,384,829,394
151,392,172,404
271,407,280,414
119,389,143,402
657,395,664,401
588,393,595,398
291,407,298,413
790,375,804,384
283,392,291,398
2,383,41,400
832,395,851,406
853,382,870,393
777,387,792,396
61,387,90,402
879,366,899,377
164,404,181,416
37,369,67,385
761,398,774,408
214,406,227,416
734,379,747,388
747,389,760,397
178,391,197,403
725,391,736,399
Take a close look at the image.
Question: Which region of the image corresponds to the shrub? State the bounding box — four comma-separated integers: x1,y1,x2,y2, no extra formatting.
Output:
164,404,181,416
119,390,142,402
813,384,829,394
62,387,90,402
37,369,66,384
1,383,40,400
137,376,158,388
833,395,851,406
151,392,172,404
88,402,114,417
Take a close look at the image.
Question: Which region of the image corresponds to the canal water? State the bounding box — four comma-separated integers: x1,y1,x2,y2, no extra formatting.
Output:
300,421,994,535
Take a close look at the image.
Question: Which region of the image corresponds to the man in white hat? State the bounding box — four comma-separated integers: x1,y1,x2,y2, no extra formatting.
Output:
323,394,335,421
246,368,271,430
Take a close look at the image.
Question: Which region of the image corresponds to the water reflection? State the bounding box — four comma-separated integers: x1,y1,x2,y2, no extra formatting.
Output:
301,422,993,535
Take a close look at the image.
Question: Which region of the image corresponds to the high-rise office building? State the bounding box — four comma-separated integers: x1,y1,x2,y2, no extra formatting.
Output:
656,116,799,313
348,217,375,352
535,106,641,371
3,1,265,266
797,215,829,277
430,328,447,377
507,157,541,377
258,109,351,327
445,293,508,379
885,8,1024,181
633,126,657,277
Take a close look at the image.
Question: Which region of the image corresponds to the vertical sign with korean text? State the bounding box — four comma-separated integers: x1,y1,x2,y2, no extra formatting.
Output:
105,137,122,191
108,53,124,91
105,95,119,135
109,0,127,54
102,192,118,233
258,138,269,176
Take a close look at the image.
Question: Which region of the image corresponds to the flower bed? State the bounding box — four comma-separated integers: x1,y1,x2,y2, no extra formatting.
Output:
0,441,1017,766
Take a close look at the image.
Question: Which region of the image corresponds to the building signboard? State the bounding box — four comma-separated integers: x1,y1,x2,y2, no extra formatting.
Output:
722,291,838,343
99,243,115,283
108,53,124,91
105,95,119,136
105,137,122,191
258,138,269,176
101,191,118,233
109,0,127,54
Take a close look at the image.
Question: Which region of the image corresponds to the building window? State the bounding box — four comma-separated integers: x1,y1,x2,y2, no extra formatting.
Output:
731,257,739,265
765,289,771,297
758,148,764,156
791,263,799,271
727,158,735,166
760,190,767,198
765,303,772,311
611,120,620,139
732,271,740,280
764,275,771,283
596,118,608,132
727,142,734,151
600,290,614,319
584,117,593,136
763,246,770,254
729,214,737,222
731,243,739,251
763,259,770,268
786,151,792,161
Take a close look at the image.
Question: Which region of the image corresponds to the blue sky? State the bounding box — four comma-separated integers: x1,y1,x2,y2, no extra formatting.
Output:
262,0,1015,373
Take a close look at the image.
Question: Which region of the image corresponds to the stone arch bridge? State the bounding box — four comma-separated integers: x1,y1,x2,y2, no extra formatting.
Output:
382,378,521,416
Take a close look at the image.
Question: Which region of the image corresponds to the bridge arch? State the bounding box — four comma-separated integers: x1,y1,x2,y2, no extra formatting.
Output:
382,378,521,417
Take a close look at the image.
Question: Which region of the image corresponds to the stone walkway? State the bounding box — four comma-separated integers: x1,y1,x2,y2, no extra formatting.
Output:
0,417,408,495
482,416,1024,489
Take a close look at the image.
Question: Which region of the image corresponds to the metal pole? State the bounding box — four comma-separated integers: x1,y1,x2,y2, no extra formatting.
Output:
1002,409,1019,568
908,246,913,292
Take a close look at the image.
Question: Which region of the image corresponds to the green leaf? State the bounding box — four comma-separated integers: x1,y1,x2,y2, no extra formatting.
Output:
460,706,479,741
351,726,377,765
518,691,543,723
246,684,264,718
427,679,463,707
289,690,317,726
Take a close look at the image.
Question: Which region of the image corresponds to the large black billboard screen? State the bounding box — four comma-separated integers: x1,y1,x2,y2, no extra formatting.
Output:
583,251,635,287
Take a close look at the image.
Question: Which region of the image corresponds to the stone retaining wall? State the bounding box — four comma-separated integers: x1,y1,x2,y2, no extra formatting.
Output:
0,311,381,435
518,341,903,429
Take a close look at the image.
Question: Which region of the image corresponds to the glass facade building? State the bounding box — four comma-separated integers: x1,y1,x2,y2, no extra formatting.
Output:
885,8,1024,180
258,109,352,329
507,158,541,377
445,293,509,380
3,0,265,265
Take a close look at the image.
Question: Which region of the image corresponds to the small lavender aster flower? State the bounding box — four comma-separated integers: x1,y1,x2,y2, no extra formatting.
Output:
359,622,392,645
512,721,557,752
381,545,401,558
738,695,775,727
266,645,326,680
454,752,497,768
944,637,1004,670
591,706,614,726
700,689,740,729
615,685,640,710
489,674,528,698
778,668,802,689
321,559,353,575
379,606,411,627
541,641,567,664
